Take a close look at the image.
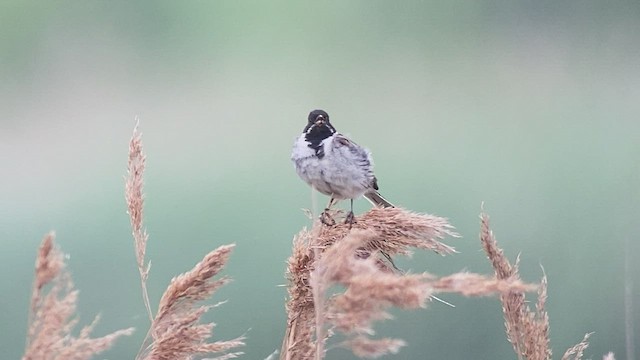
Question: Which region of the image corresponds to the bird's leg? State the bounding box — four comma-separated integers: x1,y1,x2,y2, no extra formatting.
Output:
381,251,403,273
354,248,403,273
345,198,356,228
320,197,337,226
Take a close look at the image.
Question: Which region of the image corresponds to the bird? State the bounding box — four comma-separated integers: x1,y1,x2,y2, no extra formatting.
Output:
291,109,394,226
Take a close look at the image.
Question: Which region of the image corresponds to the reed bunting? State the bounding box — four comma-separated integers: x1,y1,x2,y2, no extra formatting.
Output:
291,109,393,225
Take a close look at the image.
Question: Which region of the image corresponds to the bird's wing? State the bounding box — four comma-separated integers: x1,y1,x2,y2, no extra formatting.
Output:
334,134,386,196
333,133,358,148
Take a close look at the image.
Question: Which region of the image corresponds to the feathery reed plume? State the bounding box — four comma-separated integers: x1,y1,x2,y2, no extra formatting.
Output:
480,210,616,360
561,333,592,360
126,120,153,322
282,208,457,360
313,229,423,358
602,352,616,360
281,228,318,360
317,229,534,358
317,207,459,257
23,232,134,360
345,336,406,358
283,208,535,359
138,245,245,360
480,211,551,360
127,123,244,360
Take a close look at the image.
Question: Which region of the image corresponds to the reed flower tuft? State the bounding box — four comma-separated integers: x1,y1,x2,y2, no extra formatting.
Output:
126,121,153,321
127,123,244,360
283,208,536,359
140,245,245,360
480,210,609,360
601,352,616,360
22,232,134,360
480,211,551,360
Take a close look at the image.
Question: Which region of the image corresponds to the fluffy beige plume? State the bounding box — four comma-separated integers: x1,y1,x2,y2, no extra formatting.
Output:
281,229,318,360
282,208,535,359
480,211,615,360
480,211,552,360
318,229,534,358
602,352,616,360
317,207,459,257
139,245,245,360
431,272,536,297
127,123,243,360
561,333,592,360
126,121,153,321
23,233,134,360
346,336,406,358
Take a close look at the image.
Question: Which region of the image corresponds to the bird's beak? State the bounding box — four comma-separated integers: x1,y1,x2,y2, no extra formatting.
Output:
315,116,325,126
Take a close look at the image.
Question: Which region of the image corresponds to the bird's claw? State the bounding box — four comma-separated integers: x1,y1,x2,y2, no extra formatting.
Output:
345,211,356,229
320,210,336,226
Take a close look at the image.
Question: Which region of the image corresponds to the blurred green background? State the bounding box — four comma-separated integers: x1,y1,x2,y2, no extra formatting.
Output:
1,1,638,359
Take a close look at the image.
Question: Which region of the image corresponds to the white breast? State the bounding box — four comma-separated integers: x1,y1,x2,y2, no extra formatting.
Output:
291,134,373,200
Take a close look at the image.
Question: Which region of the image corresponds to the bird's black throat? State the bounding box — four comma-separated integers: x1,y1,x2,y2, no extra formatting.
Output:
304,123,335,159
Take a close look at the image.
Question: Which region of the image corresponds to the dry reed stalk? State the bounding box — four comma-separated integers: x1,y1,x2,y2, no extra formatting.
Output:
126,121,153,322
346,336,406,358
480,211,552,360
480,211,613,360
281,228,319,360
561,333,592,360
282,208,536,359
127,123,243,360
23,232,134,360
318,229,535,358
316,207,459,256
138,245,245,360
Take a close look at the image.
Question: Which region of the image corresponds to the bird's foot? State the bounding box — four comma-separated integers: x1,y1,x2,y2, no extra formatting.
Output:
354,248,402,273
320,209,336,226
381,251,403,273
345,211,356,229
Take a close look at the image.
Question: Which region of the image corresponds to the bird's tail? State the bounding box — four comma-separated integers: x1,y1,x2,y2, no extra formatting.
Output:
364,191,395,208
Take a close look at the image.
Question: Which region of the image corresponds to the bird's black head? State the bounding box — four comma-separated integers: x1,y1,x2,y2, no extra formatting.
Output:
308,109,329,124
304,109,335,134
303,109,336,156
